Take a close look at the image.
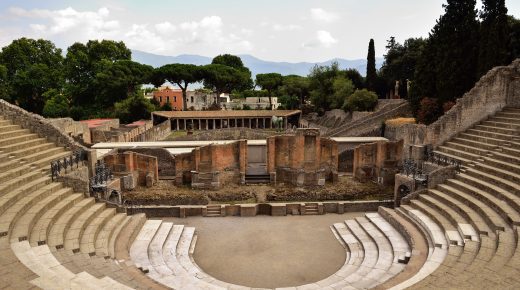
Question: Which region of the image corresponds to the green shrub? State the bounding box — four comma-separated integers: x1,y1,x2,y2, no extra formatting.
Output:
343,89,378,112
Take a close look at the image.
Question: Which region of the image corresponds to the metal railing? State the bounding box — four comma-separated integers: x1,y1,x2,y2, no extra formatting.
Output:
89,160,113,195
424,145,462,173
50,150,87,181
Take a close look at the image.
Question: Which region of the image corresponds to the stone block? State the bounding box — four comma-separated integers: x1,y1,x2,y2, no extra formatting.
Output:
240,204,257,217
271,204,287,216
145,173,154,188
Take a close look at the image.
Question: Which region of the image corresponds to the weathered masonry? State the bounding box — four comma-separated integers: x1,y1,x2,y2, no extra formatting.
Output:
152,110,301,131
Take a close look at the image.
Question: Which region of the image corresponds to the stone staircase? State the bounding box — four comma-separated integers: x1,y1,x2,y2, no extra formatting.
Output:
0,114,164,289
205,205,223,217
303,203,319,215
381,107,520,289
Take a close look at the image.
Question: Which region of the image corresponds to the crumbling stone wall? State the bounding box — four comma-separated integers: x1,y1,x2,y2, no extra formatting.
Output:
104,151,159,190
174,140,247,189
119,148,175,178
48,118,91,144
353,140,403,185
389,59,520,148
267,128,338,186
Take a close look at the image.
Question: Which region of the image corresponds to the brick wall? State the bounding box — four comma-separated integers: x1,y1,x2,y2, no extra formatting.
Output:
48,118,92,144
104,151,159,187
353,140,403,185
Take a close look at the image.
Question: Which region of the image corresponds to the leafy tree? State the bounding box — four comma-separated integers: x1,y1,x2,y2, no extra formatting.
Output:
381,37,426,98
478,0,510,76
152,64,203,110
344,69,365,90
0,64,8,101
42,89,69,118
202,64,249,104
417,97,442,125
331,76,355,109
95,60,153,106
0,38,64,113
211,54,253,91
308,62,341,112
65,40,131,108
255,73,283,109
160,102,173,111
366,39,377,91
509,16,520,60
343,89,378,112
114,93,156,124
415,0,479,105
279,75,310,105
278,95,299,110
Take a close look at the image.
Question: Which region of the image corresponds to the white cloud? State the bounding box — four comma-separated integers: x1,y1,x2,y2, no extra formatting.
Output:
272,24,301,31
310,8,339,23
6,7,252,56
9,6,120,41
303,30,338,48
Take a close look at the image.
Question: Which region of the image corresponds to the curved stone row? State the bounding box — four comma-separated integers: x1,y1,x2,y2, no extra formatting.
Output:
128,212,412,290
391,107,520,289
0,115,159,289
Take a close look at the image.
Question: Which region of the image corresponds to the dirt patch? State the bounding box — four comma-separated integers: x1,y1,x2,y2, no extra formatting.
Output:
123,176,392,205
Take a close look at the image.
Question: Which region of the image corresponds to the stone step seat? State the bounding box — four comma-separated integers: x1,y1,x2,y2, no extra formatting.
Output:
351,216,402,288
451,137,499,151
0,238,39,290
129,219,162,273
328,219,379,288
0,157,24,171
331,222,364,279
0,128,32,139
483,157,520,175
0,137,48,153
0,133,41,147
8,142,56,158
464,167,520,196
10,191,80,243
63,203,107,252
400,205,449,250
387,207,448,290
51,249,139,289
28,150,73,169
458,131,511,146
79,208,117,255
497,110,520,118
466,128,518,142
0,163,32,183
0,176,51,215
418,194,479,242
11,241,133,289
499,144,520,157
444,140,492,157
433,148,476,165
0,182,63,238
408,199,463,246
490,115,520,125
437,184,506,232
456,173,520,214
0,119,11,126
0,170,47,196
447,178,520,226
18,146,66,164
473,162,520,184
488,149,520,164
365,212,411,263
110,214,146,260
0,124,23,133
474,124,519,136
34,198,94,247
94,213,130,258
482,120,520,130
428,189,493,238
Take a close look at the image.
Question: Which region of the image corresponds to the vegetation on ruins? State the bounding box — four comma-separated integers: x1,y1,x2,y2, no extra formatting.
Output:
343,89,378,112
255,73,283,109
365,39,377,92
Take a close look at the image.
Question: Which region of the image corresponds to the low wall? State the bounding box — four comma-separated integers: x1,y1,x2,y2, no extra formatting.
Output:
389,59,520,148
0,99,88,152
138,119,171,141
119,148,175,178
48,118,91,145
126,200,394,217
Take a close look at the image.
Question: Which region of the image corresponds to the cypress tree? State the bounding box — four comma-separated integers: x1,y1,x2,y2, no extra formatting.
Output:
366,39,377,91
478,0,510,77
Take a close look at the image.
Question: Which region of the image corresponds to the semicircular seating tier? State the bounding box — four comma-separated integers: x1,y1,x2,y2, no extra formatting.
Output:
0,106,520,289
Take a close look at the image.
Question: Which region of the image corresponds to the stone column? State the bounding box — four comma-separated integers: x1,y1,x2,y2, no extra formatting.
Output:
213,119,216,130
206,119,209,130
249,118,252,129
262,118,266,129
176,119,179,131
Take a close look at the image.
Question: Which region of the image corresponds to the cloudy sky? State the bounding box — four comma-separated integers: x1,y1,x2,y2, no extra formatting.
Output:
1,0,519,62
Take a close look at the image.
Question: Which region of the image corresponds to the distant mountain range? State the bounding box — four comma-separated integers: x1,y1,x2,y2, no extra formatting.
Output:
131,50,383,77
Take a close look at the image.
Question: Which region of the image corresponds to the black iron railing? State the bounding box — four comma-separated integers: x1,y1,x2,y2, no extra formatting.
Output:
401,158,428,187
89,160,113,195
50,150,87,181
424,145,462,173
